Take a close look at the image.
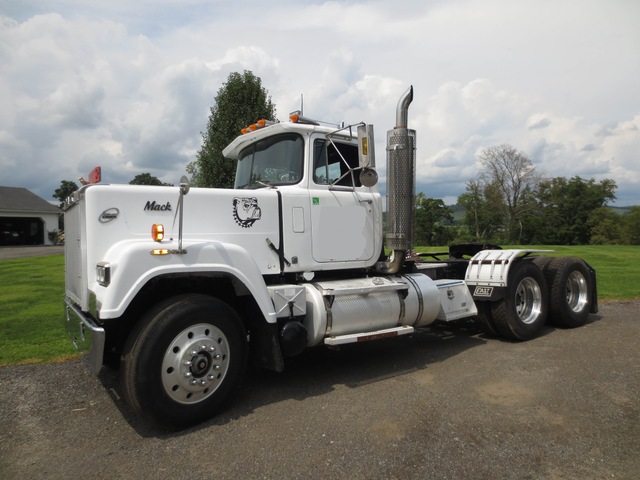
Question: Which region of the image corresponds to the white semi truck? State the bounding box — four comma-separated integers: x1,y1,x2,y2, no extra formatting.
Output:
64,86,597,429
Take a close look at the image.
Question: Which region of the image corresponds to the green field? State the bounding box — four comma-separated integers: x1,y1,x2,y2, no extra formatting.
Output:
0,254,76,367
0,247,638,367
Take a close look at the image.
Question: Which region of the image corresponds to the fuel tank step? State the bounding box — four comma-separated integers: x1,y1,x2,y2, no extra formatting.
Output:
324,325,414,346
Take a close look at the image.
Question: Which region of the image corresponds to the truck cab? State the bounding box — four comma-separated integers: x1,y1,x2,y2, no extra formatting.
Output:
224,118,383,272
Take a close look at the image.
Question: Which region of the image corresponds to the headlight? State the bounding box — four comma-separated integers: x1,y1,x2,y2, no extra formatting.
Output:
96,262,111,287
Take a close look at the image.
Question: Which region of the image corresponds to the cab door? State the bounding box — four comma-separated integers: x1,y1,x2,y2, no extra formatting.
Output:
309,138,379,263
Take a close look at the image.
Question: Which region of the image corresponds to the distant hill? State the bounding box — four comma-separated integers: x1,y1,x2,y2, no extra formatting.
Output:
610,206,633,216
445,204,634,225
383,203,634,226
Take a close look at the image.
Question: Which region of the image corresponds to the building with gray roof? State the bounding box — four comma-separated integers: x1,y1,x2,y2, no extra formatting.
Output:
0,186,61,246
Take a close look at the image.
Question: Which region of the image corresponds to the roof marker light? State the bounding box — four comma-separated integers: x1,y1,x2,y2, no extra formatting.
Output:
241,119,275,134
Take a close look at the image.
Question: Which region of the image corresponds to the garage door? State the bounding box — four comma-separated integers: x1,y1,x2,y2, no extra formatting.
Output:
1,217,45,246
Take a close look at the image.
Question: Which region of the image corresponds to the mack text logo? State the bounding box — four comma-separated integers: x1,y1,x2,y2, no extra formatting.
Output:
144,201,172,212
233,197,261,228
474,286,494,297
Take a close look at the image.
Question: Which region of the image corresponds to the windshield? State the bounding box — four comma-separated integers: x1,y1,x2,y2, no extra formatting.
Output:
234,133,304,189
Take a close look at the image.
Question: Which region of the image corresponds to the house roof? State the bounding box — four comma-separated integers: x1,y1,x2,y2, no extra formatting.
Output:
0,186,60,214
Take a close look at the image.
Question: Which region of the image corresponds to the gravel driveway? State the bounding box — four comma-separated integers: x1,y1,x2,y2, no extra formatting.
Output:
1,301,639,479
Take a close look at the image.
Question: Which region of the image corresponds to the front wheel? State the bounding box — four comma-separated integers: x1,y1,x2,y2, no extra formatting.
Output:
120,294,247,429
491,260,548,341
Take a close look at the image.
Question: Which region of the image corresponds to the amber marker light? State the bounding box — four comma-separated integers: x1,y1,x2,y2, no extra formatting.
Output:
152,224,165,242
289,113,300,123
361,137,369,156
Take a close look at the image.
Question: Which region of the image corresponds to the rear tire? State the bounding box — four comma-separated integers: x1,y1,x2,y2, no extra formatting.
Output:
476,301,500,337
545,256,592,328
491,260,548,341
120,294,247,429
532,255,553,274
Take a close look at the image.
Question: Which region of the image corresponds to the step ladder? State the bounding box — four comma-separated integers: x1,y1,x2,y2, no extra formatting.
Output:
324,325,414,346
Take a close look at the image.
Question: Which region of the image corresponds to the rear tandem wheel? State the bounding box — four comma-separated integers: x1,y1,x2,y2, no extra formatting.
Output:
544,256,592,328
490,260,549,341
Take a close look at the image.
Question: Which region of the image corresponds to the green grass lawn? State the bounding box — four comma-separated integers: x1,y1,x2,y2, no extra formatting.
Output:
0,246,638,367
0,254,77,367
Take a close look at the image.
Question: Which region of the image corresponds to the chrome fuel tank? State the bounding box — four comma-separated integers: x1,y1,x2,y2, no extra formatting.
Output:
304,273,441,346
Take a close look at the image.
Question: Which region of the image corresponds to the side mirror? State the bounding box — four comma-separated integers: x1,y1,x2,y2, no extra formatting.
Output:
359,167,378,187
180,175,190,195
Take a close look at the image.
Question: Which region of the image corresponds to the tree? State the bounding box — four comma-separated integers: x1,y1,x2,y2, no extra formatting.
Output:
622,206,640,245
477,144,541,243
185,161,203,188
191,71,276,188
534,176,617,244
458,178,503,242
129,173,172,186
53,180,79,208
587,207,623,244
414,193,454,246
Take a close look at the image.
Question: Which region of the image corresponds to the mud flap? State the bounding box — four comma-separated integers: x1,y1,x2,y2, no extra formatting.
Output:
249,320,285,373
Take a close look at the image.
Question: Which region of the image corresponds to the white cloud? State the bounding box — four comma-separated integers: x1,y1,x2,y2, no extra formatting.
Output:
0,0,639,207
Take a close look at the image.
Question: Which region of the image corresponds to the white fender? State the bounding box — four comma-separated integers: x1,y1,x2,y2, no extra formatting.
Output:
465,249,553,287
94,239,278,323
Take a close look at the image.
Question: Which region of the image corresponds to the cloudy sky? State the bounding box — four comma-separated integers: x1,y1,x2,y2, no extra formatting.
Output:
1,0,639,206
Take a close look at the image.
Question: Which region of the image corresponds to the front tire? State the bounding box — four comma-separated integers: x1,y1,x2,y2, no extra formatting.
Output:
120,294,247,429
491,260,548,341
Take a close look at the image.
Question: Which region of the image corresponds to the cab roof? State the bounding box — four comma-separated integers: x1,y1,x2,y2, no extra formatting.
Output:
222,120,358,160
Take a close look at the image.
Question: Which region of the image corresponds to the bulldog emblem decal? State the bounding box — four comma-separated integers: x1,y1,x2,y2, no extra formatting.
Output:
233,197,261,228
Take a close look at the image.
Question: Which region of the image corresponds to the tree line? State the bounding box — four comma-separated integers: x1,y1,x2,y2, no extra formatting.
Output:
53,71,639,246
417,144,639,246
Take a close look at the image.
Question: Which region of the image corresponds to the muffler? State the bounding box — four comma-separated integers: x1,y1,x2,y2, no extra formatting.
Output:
376,86,416,274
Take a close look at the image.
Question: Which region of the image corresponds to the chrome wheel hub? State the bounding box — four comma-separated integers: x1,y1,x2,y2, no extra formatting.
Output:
566,271,588,313
515,277,543,325
161,323,229,404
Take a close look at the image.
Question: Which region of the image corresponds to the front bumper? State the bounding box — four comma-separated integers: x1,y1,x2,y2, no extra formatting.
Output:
64,297,105,374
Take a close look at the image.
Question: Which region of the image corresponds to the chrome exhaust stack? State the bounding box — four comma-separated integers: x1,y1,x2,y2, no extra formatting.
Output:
376,86,416,274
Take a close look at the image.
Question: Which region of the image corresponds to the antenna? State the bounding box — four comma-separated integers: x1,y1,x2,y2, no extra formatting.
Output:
300,94,304,115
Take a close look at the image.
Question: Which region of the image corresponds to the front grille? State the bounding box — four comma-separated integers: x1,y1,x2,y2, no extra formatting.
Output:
64,201,87,308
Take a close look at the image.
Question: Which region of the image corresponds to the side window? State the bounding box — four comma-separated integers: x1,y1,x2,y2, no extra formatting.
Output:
313,139,361,187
